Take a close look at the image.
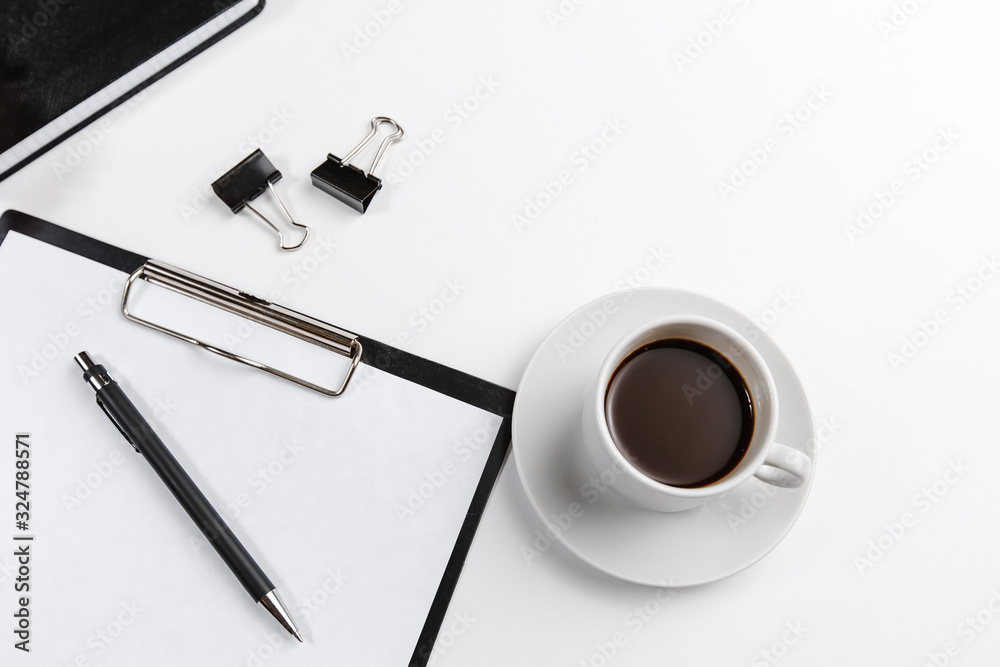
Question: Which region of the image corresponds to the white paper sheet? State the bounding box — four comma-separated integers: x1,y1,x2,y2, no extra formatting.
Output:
0,232,502,665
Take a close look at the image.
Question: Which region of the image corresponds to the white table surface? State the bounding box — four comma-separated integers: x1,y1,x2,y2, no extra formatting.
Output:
3,1,1000,665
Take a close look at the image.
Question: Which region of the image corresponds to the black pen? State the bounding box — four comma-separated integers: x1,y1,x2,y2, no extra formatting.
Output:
74,351,302,642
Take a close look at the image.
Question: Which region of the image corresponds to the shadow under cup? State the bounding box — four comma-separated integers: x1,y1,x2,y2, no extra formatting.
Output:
582,316,780,513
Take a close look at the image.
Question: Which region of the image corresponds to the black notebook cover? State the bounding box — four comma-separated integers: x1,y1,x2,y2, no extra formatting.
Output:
0,0,264,182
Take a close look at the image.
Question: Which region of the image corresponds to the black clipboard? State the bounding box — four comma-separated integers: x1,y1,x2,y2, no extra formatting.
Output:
0,0,265,182
0,209,513,666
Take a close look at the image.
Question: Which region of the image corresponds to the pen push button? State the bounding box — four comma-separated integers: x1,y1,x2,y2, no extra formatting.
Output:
75,352,139,453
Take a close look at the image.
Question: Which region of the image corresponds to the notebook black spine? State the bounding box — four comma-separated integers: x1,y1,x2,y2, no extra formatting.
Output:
0,0,266,182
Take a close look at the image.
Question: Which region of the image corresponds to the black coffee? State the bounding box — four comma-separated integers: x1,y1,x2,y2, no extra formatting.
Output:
605,338,753,488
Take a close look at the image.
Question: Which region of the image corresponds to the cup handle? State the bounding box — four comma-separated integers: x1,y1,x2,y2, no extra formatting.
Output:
753,442,812,488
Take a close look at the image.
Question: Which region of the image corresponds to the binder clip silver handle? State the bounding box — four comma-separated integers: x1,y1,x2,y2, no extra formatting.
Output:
212,149,310,251
310,117,404,213
244,181,310,252
340,116,404,179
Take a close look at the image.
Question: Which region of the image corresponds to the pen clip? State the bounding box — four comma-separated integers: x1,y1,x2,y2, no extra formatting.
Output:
96,396,139,453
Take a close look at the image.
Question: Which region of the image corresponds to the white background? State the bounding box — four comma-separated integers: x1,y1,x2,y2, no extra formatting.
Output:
3,1,1000,665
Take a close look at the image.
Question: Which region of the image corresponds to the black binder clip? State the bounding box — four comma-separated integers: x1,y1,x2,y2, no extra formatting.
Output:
311,117,404,213
212,149,310,251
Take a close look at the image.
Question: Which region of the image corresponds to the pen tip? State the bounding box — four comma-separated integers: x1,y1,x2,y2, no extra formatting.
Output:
259,590,303,644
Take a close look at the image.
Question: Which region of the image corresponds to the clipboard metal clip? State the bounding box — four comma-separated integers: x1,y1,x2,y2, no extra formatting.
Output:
121,260,362,397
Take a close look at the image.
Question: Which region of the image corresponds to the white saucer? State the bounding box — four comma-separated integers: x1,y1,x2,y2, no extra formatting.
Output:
512,288,816,587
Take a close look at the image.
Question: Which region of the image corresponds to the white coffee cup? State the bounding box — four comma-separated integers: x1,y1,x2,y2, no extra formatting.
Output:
581,315,811,512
